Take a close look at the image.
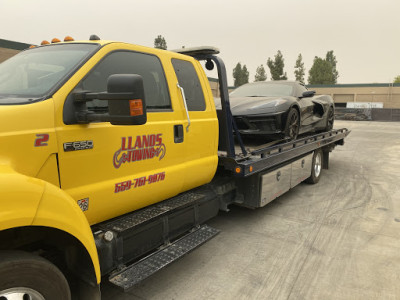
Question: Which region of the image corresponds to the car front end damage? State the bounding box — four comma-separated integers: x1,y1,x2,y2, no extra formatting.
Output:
233,110,288,138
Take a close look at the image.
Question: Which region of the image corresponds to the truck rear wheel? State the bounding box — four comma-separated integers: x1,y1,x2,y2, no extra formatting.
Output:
0,251,71,300
305,149,323,184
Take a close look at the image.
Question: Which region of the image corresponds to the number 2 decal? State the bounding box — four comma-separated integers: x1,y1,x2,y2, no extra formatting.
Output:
35,134,49,147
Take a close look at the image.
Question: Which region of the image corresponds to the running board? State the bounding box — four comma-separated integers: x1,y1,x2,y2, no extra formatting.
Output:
109,225,220,291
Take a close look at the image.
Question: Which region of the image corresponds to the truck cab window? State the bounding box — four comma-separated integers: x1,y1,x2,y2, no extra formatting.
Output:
172,59,206,111
81,51,171,112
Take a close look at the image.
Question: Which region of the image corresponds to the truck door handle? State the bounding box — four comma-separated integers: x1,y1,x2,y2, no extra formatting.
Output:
174,125,184,143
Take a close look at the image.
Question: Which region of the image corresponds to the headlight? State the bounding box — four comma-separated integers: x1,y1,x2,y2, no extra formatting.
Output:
257,99,287,109
273,99,288,106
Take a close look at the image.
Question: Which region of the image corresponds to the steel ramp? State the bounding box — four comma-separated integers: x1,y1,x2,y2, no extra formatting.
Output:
109,225,220,291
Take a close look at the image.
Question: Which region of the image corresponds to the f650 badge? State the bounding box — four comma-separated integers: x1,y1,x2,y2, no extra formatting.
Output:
64,140,93,152
113,134,166,169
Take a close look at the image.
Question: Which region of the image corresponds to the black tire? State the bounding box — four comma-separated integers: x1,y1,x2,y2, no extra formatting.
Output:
284,108,300,140
305,149,323,184
0,251,71,300
325,106,334,131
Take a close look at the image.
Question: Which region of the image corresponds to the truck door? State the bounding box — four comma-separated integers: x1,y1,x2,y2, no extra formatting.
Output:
55,49,186,225
171,58,219,191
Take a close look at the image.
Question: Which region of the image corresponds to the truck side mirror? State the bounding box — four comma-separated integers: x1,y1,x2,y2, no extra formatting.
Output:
73,74,147,125
107,74,147,125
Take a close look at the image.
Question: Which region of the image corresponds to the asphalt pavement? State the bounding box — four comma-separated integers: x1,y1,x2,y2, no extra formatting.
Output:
102,120,400,300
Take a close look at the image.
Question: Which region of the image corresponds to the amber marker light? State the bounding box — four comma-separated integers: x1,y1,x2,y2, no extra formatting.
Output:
249,166,253,172
41,40,50,45
51,38,61,43
235,167,241,174
64,36,74,42
29,45,36,48
129,99,144,116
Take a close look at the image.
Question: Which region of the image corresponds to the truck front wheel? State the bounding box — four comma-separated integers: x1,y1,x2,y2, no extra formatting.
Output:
0,251,71,300
305,149,323,184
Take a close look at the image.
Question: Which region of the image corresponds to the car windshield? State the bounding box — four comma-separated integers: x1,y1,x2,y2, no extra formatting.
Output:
0,43,99,104
230,82,294,97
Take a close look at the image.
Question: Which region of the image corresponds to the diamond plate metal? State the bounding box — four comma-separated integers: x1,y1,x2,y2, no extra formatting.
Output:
99,192,205,233
109,225,219,290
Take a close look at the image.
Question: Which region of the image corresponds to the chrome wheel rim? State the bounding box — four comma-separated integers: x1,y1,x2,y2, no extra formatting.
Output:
0,288,45,300
314,152,322,178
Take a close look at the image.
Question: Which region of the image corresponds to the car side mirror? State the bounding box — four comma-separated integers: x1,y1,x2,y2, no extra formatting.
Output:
73,74,147,125
301,90,316,98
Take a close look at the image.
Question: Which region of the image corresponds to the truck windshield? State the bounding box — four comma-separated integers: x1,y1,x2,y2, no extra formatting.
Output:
0,43,99,104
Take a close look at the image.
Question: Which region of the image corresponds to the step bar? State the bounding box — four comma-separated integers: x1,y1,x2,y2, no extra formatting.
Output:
109,225,220,291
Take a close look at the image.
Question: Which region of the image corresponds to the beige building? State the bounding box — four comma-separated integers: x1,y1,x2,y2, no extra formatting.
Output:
208,78,235,97
0,39,31,63
307,83,400,109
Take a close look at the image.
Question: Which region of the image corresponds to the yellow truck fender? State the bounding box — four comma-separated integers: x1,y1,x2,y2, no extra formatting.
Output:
32,181,101,283
0,165,44,230
0,165,101,283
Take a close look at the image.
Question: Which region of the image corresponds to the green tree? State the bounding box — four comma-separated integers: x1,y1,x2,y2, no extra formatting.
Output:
308,56,335,84
254,65,267,81
394,75,400,83
154,35,167,50
267,50,287,80
242,65,249,84
233,62,249,87
294,54,305,82
325,50,338,83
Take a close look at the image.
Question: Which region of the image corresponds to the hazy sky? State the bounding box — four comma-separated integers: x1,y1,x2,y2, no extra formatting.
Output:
1,0,399,85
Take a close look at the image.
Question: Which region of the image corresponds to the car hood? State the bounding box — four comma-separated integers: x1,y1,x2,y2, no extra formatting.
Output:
214,96,295,116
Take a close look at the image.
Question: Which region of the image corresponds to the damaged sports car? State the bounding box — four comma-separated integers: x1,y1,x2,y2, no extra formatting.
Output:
220,81,334,140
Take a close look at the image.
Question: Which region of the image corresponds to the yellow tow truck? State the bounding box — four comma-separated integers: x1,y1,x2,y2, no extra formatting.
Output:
0,36,349,299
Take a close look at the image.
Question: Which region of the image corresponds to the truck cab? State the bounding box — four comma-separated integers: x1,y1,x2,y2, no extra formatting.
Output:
0,39,220,299
0,40,219,224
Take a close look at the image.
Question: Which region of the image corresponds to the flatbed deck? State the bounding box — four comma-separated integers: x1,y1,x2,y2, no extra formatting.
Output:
218,128,350,176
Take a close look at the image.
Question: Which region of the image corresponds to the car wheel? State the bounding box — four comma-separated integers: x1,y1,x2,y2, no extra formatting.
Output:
0,251,71,300
325,106,334,131
305,149,323,184
284,108,300,140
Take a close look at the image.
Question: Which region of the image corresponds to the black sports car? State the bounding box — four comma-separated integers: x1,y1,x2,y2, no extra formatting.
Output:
217,81,334,140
